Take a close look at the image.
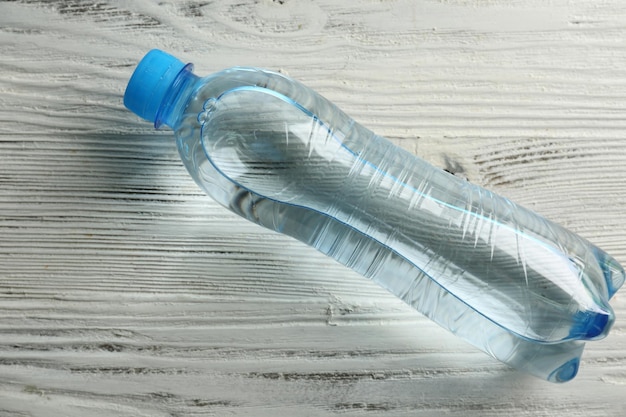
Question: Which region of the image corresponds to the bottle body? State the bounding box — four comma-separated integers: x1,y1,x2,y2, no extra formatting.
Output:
124,50,625,382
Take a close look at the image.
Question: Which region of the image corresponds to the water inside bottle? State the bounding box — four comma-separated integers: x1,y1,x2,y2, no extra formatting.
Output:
194,86,621,346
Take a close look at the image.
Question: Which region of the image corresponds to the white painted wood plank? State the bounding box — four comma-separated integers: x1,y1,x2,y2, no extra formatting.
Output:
1,0,626,415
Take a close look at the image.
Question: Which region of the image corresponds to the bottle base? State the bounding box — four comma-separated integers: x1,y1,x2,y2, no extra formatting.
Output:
548,358,580,383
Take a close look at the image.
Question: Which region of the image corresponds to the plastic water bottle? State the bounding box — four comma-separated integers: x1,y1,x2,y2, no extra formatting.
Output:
123,49,624,382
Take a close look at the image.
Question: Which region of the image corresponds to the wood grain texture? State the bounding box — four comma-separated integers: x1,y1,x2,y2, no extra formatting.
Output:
1,0,626,415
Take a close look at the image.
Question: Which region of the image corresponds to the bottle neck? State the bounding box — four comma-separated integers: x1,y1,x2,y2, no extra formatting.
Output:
155,64,200,129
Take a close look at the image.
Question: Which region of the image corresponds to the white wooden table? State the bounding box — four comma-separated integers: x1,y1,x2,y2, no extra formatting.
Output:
1,1,625,416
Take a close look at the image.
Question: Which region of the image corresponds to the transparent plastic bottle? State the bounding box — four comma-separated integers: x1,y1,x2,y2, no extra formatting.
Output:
123,50,624,382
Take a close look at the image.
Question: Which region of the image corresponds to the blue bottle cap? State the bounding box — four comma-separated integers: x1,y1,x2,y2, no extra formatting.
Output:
124,49,186,124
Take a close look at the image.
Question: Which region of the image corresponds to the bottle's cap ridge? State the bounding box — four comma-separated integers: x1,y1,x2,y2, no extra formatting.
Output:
124,49,185,124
